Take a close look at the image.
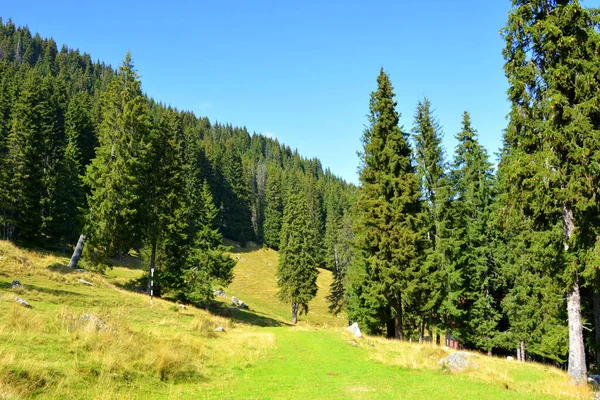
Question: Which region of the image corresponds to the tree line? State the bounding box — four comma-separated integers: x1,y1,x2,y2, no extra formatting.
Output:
342,0,600,383
0,18,356,303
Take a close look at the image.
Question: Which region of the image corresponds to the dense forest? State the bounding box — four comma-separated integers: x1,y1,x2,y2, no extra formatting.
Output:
2,0,600,383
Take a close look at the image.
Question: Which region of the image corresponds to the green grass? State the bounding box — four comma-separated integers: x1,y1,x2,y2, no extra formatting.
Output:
0,240,592,399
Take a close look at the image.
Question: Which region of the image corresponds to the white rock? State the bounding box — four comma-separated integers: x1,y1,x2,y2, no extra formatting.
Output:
215,326,225,332
14,297,31,308
77,278,93,286
346,322,362,338
506,356,514,361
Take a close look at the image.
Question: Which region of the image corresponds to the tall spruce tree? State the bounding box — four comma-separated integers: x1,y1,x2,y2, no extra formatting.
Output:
263,166,284,249
84,52,150,262
277,191,319,324
451,111,499,353
347,69,422,338
502,0,600,381
411,98,459,342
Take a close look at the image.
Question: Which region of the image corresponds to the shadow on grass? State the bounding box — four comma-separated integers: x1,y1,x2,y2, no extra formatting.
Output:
28,284,88,298
209,303,290,327
47,263,73,274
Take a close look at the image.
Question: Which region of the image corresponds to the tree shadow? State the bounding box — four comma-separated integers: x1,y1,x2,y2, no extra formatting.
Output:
47,263,74,274
27,284,88,298
208,302,290,327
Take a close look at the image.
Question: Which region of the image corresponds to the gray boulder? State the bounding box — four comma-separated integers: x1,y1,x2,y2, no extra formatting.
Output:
14,297,31,308
10,280,21,289
78,314,109,331
215,326,225,332
77,278,93,286
213,289,227,298
346,322,362,338
439,352,478,372
231,296,240,306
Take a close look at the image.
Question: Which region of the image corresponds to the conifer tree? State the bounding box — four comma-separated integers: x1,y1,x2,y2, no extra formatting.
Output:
277,191,319,324
84,52,150,262
451,111,499,353
347,69,423,338
411,98,459,341
263,166,284,249
501,0,600,381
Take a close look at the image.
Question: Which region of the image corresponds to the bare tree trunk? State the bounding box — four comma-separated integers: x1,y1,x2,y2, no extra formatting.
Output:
291,303,298,325
520,341,526,362
568,279,587,382
517,347,521,362
68,234,86,269
564,204,587,382
394,293,404,340
594,291,600,369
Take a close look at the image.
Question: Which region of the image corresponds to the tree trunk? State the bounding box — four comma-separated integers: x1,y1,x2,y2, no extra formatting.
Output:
520,341,526,362
517,347,521,362
394,316,404,340
291,303,298,325
594,290,600,369
67,234,86,269
564,204,587,383
386,318,395,339
567,279,587,382
393,293,404,340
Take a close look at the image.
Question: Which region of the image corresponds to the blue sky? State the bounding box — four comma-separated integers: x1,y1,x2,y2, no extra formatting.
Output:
4,1,599,184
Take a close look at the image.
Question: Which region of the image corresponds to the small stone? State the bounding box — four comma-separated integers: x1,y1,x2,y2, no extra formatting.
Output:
346,322,362,338
506,356,514,361
215,326,225,332
439,352,478,372
10,280,21,289
213,289,227,298
347,340,357,346
14,297,31,308
74,269,86,274
78,314,108,331
177,303,187,310
231,296,240,306
77,278,93,286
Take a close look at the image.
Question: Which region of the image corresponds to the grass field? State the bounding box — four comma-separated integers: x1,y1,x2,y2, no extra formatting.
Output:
0,240,592,399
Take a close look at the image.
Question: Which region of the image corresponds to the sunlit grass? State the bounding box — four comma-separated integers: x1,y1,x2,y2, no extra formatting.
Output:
0,240,592,399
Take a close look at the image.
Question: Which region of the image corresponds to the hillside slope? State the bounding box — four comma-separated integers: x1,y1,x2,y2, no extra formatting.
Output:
0,241,591,399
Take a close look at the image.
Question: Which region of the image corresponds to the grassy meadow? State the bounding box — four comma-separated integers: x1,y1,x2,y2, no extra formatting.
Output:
0,240,592,399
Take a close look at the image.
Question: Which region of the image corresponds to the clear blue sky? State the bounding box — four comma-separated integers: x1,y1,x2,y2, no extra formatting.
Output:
4,1,599,184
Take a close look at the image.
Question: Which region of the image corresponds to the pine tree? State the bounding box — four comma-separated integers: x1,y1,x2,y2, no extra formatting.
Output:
411,98,459,342
451,111,499,353
84,52,150,262
326,210,354,315
347,69,423,338
277,191,319,324
501,0,600,380
183,181,236,303
263,166,284,249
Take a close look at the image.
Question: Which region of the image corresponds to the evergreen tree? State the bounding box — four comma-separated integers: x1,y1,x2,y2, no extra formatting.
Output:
263,166,284,249
347,69,423,338
411,98,459,341
326,211,354,315
451,111,499,353
84,52,150,262
277,191,319,324
183,181,236,303
501,0,600,380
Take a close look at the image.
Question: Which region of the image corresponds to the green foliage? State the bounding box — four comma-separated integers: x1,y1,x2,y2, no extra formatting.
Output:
277,191,319,320
84,52,150,261
348,69,423,337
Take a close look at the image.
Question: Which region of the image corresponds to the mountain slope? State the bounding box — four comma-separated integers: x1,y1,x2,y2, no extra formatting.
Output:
0,241,590,399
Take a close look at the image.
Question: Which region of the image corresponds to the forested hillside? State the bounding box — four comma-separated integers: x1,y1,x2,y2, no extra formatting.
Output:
2,0,600,385
0,18,356,301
